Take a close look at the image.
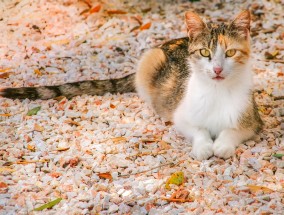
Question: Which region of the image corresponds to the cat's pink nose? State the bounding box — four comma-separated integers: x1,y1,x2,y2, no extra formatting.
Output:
213,67,223,75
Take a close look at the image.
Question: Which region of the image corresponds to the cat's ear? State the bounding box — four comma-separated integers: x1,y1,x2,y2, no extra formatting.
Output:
230,10,251,38
185,11,207,39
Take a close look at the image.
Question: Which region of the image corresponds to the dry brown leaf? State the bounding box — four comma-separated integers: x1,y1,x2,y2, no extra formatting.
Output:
0,167,15,173
90,5,101,13
159,141,172,150
44,39,70,47
69,157,79,167
65,119,80,126
246,184,274,193
56,147,70,152
0,68,11,73
111,137,127,143
24,135,32,142
98,172,113,180
0,72,11,79
277,72,284,77
110,104,116,109
140,22,151,30
34,123,44,132
49,172,62,178
16,159,49,165
107,10,127,15
0,182,8,188
0,113,11,117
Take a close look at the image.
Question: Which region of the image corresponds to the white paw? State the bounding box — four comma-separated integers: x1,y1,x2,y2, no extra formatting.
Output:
213,138,236,159
192,139,214,160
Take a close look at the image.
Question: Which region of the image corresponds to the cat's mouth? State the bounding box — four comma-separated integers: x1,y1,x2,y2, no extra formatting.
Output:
213,76,225,81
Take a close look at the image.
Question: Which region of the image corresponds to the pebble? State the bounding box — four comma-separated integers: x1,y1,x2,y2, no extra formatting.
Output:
108,204,119,213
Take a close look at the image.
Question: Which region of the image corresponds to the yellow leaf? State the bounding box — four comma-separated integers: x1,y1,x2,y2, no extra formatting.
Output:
56,147,70,152
44,39,70,47
0,68,12,73
27,144,36,152
165,171,185,189
0,113,12,117
0,167,15,173
34,69,42,76
246,184,274,193
111,137,127,143
34,124,44,132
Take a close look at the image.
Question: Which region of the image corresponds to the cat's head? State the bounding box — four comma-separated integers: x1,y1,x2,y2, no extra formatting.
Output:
185,10,251,82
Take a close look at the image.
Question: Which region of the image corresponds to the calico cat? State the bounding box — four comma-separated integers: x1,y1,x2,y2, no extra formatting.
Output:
0,10,262,160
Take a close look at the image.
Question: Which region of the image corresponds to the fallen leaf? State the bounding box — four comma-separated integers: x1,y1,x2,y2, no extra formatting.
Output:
34,69,42,76
54,96,66,102
0,72,11,79
272,153,284,158
111,137,127,143
24,135,32,142
165,171,185,189
265,50,279,60
0,167,15,173
56,147,70,152
107,10,127,15
69,157,79,167
165,121,173,126
16,159,49,165
277,72,284,77
98,172,113,180
44,39,70,47
0,182,8,188
0,68,12,73
34,198,62,211
141,8,151,13
27,144,36,152
0,113,11,117
130,26,140,32
110,104,116,108
27,106,41,116
90,5,101,13
162,188,194,203
49,172,62,178
34,123,44,132
140,22,151,30
246,184,274,193
159,141,172,150
64,119,80,126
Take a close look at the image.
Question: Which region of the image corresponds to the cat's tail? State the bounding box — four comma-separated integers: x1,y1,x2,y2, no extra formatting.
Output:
0,73,136,100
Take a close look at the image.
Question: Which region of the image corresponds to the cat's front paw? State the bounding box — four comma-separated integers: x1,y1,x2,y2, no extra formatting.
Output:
192,139,214,160
213,138,236,159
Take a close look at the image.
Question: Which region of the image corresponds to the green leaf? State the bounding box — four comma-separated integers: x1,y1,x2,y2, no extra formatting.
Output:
165,171,185,189
272,153,284,158
34,198,62,211
27,106,41,116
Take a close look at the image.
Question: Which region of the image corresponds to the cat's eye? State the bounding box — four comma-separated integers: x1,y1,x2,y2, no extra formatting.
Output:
225,49,236,57
200,49,210,57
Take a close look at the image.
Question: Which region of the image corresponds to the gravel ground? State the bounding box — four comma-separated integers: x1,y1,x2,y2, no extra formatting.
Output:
0,0,284,214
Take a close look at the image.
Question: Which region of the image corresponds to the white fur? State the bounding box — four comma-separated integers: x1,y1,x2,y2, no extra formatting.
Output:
173,46,253,160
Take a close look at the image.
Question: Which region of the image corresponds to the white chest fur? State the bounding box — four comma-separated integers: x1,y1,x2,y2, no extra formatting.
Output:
174,72,252,138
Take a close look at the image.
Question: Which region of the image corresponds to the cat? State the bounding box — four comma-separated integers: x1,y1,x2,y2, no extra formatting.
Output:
0,10,263,160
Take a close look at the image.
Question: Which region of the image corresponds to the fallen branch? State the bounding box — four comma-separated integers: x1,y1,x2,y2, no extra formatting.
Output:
119,160,185,178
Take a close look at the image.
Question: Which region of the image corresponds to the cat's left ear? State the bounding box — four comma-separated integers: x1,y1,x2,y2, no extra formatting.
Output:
230,10,251,39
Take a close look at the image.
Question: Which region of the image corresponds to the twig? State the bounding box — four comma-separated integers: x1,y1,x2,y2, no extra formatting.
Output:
263,59,284,64
119,160,184,178
274,96,284,101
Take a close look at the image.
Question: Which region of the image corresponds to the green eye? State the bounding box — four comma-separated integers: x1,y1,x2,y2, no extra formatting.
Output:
200,49,210,57
226,49,236,57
